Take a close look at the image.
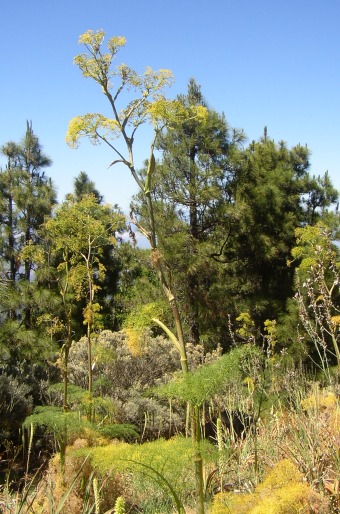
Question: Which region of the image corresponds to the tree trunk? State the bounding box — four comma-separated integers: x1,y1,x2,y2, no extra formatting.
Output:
188,148,200,345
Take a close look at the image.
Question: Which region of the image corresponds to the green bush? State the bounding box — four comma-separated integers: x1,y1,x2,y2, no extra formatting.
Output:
72,435,217,512
97,423,138,442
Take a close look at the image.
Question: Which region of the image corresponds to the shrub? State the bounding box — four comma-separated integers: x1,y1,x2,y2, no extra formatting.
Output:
70,435,217,512
97,423,139,442
68,330,185,439
0,373,33,444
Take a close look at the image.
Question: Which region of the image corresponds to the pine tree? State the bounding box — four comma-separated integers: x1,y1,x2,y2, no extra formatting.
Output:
132,79,245,345
217,134,338,327
0,122,56,282
73,171,103,203
0,124,57,362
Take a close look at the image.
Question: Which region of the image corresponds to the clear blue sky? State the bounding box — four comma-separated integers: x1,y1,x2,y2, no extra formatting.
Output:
1,0,339,213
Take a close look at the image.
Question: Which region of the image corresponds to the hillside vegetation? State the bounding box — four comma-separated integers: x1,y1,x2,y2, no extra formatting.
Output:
0,30,339,513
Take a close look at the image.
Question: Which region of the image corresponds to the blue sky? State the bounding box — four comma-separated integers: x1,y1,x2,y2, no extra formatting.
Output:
1,0,339,213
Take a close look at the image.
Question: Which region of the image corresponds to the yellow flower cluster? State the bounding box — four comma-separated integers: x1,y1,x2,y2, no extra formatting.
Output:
66,114,120,148
78,29,126,56
211,459,326,514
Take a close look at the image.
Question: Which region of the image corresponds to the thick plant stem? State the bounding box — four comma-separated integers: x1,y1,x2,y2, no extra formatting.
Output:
151,251,188,374
87,321,93,422
63,313,72,413
142,180,189,374
152,317,188,374
144,157,205,508
60,437,66,481
192,405,205,514
70,40,202,506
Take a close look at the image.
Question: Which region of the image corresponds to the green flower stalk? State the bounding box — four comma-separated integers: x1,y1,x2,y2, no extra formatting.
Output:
93,477,100,514
114,496,126,514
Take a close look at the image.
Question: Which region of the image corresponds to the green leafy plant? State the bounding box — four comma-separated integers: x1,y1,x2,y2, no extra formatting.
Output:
96,423,138,442
23,407,91,475
152,344,262,407
71,435,217,513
